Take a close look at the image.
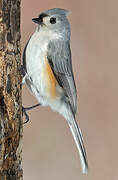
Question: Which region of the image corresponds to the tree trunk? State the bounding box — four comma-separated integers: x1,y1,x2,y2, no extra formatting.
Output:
0,0,22,179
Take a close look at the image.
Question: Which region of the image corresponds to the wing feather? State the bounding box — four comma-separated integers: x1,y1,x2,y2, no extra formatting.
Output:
47,40,77,114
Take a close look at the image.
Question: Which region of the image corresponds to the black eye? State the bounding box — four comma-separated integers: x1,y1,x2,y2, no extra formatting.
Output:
50,17,56,24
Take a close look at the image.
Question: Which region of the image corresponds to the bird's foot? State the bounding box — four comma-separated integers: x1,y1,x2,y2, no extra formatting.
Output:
22,103,41,124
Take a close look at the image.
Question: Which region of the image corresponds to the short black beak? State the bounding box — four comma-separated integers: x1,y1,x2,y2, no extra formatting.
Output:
32,17,42,24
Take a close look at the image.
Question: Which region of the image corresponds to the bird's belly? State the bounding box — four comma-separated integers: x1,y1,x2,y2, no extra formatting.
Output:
25,32,49,98
25,32,63,106
26,52,63,106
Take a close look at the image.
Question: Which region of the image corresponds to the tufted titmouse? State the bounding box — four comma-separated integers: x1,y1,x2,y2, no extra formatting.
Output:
23,8,88,174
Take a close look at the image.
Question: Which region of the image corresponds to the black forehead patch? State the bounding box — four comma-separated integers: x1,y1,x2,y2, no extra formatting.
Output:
38,13,48,21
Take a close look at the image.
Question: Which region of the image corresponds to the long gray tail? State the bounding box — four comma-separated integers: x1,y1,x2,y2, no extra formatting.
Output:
68,116,88,174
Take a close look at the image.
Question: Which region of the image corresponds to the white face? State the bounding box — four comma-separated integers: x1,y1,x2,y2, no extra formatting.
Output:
41,15,64,33
35,16,63,41
36,15,64,39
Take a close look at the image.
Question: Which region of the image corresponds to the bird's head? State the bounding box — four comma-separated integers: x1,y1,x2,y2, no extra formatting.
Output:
32,8,71,40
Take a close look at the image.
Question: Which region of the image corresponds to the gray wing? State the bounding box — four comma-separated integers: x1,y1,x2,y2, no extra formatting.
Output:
47,40,77,115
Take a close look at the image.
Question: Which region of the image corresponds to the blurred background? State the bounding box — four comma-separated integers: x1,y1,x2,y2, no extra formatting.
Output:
21,0,118,179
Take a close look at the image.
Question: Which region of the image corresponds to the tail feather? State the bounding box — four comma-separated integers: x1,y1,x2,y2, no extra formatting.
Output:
68,117,88,174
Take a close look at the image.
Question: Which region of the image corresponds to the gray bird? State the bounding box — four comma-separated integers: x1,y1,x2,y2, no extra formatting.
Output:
23,8,88,174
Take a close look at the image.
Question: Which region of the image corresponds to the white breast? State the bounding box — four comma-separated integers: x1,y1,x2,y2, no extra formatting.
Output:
25,30,50,101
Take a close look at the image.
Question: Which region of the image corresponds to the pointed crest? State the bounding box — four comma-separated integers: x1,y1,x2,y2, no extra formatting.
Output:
43,8,71,16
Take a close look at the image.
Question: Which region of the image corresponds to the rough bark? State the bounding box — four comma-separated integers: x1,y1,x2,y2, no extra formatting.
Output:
0,0,22,179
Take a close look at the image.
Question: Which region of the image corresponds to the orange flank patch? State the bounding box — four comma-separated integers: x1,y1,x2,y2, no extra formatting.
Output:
45,61,57,98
